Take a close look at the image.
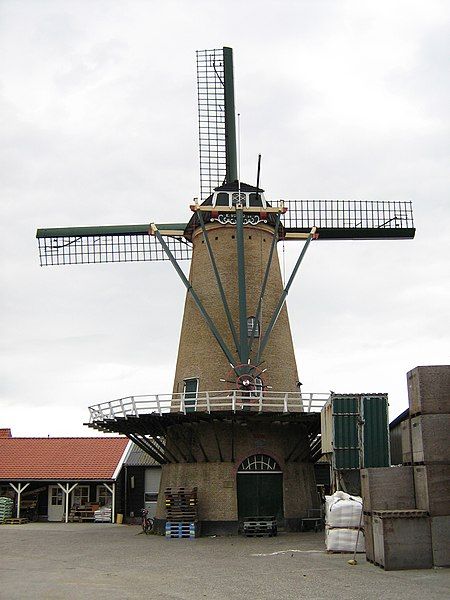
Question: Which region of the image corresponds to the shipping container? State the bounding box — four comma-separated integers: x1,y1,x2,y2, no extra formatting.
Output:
321,394,390,470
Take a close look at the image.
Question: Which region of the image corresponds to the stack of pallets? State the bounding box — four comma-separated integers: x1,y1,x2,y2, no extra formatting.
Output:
165,487,199,539
243,516,277,537
94,507,112,523
0,497,14,523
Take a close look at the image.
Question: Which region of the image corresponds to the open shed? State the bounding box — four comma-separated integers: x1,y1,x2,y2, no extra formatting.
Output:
0,429,129,523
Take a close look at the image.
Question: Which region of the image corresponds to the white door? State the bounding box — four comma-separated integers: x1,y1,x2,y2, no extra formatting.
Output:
144,468,162,517
48,486,64,521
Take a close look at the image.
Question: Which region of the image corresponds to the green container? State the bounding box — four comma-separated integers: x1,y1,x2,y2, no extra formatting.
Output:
327,394,389,470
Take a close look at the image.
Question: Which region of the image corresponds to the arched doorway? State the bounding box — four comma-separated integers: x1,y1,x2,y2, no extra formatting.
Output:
237,454,283,520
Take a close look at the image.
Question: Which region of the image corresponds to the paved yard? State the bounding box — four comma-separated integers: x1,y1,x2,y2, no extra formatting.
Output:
0,523,448,599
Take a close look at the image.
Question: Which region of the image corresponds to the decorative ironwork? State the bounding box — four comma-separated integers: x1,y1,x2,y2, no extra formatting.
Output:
38,234,192,266
196,48,227,201
215,213,267,226
282,199,414,236
238,454,281,472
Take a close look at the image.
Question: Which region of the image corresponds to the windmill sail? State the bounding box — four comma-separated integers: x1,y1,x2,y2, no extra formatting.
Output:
37,224,190,266
196,47,237,201
281,199,415,239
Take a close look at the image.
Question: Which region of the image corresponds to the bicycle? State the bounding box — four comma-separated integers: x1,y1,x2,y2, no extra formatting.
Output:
141,508,154,534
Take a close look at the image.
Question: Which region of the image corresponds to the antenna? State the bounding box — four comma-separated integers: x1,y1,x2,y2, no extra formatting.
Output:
256,154,261,202
237,113,241,196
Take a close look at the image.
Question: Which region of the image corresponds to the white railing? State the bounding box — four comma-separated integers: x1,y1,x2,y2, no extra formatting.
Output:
88,390,330,422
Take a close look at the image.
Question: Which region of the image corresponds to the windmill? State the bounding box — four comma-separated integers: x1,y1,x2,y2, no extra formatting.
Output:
37,48,415,531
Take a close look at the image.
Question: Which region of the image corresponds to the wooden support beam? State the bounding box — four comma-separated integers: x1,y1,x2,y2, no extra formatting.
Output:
132,420,176,464
188,423,209,462
285,434,306,462
190,205,287,214
171,425,197,463
293,431,321,463
211,420,224,462
149,419,180,463
127,434,167,465
284,232,314,240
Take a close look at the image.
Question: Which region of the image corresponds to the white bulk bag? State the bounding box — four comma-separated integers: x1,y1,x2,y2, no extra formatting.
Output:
325,491,363,528
326,527,365,553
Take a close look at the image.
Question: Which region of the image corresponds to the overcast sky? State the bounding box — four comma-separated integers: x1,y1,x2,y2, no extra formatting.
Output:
1,0,449,437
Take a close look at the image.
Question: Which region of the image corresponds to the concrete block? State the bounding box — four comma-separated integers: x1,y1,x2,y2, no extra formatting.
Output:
361,467,415,513
414,464,450,516
372,512,432,570
411,414,450,464
401,419,412,464
431,516,450,567
407,366,450,416
364,514,374,562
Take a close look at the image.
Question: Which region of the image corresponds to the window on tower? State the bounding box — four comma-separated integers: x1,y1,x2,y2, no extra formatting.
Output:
215,192,229,206
247,316,260,338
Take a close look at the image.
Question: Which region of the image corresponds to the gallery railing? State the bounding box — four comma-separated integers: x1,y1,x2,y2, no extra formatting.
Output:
88,390,330,422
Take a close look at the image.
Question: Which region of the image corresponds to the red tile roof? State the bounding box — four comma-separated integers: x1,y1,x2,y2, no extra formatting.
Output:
0,437,129,481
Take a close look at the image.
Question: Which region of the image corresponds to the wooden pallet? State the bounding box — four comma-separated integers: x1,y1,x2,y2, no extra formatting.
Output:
243,518,277,538
3,518,29,525
165,521,198,539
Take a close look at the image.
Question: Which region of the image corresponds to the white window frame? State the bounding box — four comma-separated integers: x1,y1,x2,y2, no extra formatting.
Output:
96,485,111,507
71,485,90,508
50,486,63,506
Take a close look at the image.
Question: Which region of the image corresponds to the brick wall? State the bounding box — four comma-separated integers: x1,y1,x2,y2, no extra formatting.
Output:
173,223,300,393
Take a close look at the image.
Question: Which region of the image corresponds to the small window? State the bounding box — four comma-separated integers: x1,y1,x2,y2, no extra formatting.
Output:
144,492,158,503
249,192,262,207
216,192,229,206
183,378,198,413
247,316,260,338
238,454,281,472
51,487,63,506
96,485,111,507
72,485,89,508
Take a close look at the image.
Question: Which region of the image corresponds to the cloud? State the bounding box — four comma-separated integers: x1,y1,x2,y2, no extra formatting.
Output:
1,0,449,435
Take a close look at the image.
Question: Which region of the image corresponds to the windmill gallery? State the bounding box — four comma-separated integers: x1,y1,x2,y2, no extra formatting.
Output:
36,48,415,535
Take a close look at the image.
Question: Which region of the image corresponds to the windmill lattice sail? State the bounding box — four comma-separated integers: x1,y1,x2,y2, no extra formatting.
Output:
36,225,191,266
281,199,415,239
196,48,227,201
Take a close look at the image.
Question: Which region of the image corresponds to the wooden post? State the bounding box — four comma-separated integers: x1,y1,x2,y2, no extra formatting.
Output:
104,483,116,523
9,482,30,518
58,483,78,523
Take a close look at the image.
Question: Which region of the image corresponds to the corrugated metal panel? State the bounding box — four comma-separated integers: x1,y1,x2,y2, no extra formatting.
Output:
332,395,360,470
321,394,390,470
124,443,160,467
363,395,389,467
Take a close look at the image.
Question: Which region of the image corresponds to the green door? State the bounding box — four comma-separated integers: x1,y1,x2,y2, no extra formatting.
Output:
183,378,198,413
237,455,283,520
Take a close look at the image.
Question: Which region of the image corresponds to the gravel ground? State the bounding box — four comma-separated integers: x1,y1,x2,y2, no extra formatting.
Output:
0,523,448,600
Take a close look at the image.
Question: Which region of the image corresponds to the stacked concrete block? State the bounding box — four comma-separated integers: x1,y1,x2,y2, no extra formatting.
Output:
361,365,449,569
360,466,416,563
406,366,450,567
